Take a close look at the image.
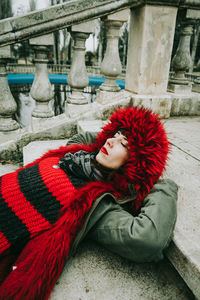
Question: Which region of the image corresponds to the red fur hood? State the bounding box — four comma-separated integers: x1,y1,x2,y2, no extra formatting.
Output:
90,106,169,211
23,106,169,212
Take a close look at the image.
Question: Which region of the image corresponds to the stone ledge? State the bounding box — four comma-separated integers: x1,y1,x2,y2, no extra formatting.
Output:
170,92,200,116
164,118,200,299
23,140,68,165
49,240,193,300
166,230,200,300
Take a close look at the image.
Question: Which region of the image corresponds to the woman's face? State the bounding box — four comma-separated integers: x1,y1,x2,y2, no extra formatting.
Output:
96,131,129,170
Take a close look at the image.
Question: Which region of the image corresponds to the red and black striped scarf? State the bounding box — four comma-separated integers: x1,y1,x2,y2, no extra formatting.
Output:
0,156,76,256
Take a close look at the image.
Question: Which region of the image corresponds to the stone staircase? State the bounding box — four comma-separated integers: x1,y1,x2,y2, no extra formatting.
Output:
1,116,199,299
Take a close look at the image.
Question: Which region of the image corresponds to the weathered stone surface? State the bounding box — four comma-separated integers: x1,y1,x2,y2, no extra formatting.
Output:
0,45,11,57
168,83,192,94
0,0,140,47
106,8,130,21
50,241,193,300
0,0,200,48
130,94,172,118
78,120,105,133
193,84,200,93
65,102,92,119
186,8,200,19
0,163,19,175
169,20,194,89
96,89,132,117
125,5,177,94
170,92,200,116
97,89,129,105
23,140,68,165
0,58,20,131
67,32,90,105
30,45,54,118
29,33,54,46
100,19,123,92
72,20,94,33
192,78,200,93
163,117,200,299
0,113,77,163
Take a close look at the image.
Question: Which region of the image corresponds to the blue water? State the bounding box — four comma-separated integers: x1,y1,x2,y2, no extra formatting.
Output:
7,74,125,89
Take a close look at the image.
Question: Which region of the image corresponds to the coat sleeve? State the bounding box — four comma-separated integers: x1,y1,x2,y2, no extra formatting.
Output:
87,179,178,262
67,131,98,145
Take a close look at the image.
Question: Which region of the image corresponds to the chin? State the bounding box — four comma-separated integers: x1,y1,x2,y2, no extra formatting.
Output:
96,152,104,165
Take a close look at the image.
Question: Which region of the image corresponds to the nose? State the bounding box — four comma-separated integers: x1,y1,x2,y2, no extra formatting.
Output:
106,137,115,148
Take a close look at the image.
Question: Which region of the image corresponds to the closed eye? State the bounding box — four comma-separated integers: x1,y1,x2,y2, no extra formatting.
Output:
121,143,127,148
113,131,128,148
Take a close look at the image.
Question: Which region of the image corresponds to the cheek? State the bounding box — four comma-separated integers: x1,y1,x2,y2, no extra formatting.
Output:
119,149,129,162
115,150,129,167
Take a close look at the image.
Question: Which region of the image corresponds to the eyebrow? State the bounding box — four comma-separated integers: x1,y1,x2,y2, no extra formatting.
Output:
118,130,128,141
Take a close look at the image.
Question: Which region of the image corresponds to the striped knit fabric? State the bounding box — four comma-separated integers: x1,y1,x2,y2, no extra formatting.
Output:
0,156,76,256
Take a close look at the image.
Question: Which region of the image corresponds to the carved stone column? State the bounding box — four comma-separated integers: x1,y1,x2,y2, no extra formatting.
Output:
65,21,94,118
168,20,194,93
97,9,129,104
0,46,19,132
100,19,123,92
30,34,54,118
67,32,90,104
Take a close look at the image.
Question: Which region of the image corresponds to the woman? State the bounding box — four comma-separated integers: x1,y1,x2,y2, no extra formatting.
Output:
0,106,170,299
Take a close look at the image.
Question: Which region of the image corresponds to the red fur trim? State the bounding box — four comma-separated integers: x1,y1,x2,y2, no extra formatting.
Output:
92,106,169,212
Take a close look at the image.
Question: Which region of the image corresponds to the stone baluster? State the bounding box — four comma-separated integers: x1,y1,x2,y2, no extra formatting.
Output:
65,21,94,118
30,34,54,118
0,46,19,132
97,10,129,104
168,20,194,94
100,20,123,92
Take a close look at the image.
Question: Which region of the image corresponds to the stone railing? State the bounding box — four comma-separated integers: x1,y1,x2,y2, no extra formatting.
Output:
0,0,200,133
7,64,70,75
7,63,127,76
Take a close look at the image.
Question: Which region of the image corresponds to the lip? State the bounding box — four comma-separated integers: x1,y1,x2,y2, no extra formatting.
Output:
101,146,108,155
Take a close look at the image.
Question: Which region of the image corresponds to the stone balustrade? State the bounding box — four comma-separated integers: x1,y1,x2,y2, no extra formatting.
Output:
0,0,199,133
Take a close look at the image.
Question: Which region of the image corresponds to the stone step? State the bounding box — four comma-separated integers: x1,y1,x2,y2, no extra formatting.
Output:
50,241,193,300
20,117,200,299
163,117,200,299
23,139,68,165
